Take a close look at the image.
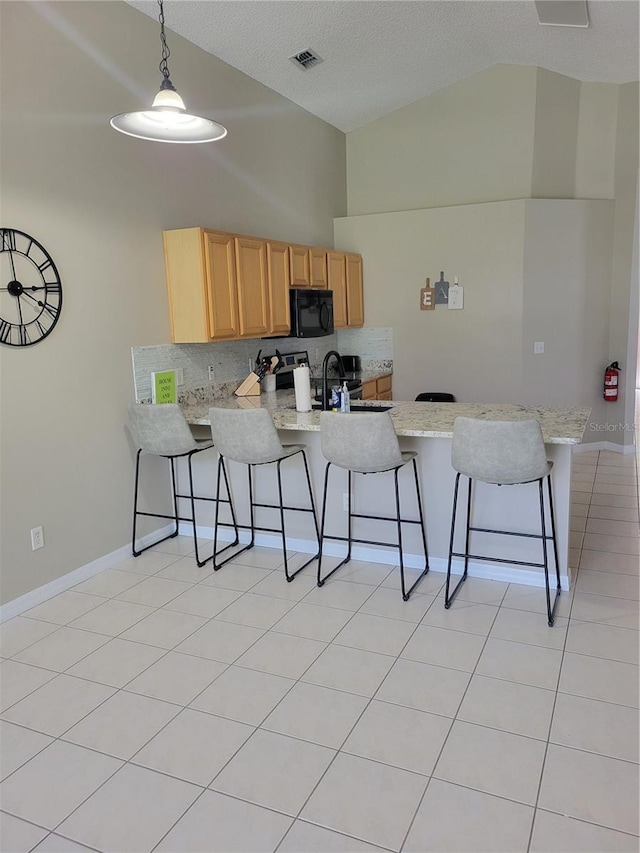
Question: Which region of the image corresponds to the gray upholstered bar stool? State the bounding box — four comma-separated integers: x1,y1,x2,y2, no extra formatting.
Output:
445,416,561,626
127,403,238,567
317,411,429,600
208,406,320,581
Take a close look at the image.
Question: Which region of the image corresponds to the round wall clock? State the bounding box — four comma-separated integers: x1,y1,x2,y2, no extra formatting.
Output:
0,228,63,347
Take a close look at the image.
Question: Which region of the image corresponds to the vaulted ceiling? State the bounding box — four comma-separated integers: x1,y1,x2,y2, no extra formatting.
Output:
127,0,639,132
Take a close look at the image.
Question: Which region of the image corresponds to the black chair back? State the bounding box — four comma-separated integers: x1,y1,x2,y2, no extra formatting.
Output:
415,393,456,403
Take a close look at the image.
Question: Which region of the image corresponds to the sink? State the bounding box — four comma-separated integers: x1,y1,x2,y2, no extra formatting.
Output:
312,403,392,413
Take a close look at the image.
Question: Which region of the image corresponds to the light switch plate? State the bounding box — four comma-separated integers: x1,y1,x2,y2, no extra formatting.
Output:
534,341,544,354
448,285,464,310
175,368,184,385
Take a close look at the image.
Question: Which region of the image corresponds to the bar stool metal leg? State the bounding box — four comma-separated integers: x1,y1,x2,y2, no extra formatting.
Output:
395,467,406,598
132,450,181,557
540,474,561,626
445,474,473,608
400,458,430,600
211,456,244,570
213,450,320,578
317,462,354,586
318,461,429,598
317,462,333,586
187,451,205,567
275,451,320,582
187,449,239,569
347,470,354,563
547,475,562,592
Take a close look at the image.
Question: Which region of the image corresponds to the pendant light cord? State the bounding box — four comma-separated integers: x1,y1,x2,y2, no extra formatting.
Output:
157,0,173,88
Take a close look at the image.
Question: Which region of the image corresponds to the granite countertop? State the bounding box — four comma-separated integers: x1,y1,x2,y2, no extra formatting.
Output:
182,390,591,444
355,368,392,382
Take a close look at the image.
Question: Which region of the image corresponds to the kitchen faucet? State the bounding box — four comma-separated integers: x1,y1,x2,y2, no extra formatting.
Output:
321,351,345,411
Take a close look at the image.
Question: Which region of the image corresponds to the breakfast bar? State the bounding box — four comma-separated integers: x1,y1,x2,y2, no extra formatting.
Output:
181,393,591,591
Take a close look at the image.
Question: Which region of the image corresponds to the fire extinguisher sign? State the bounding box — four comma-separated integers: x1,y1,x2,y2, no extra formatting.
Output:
603,361,621,402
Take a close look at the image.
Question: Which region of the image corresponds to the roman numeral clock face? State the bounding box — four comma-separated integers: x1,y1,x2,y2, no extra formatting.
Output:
0,229,63,346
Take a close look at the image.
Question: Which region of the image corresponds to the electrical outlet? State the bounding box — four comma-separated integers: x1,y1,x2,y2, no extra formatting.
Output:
175,368,184,386
208,365,215,381
534,341,544,354
30,526,44,550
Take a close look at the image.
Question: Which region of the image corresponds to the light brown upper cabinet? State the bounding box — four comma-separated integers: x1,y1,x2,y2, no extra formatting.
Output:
164,228,269,342
163,227,238,343
309,248,328,289
265,241,291,335
164,227,365,341
234,236,269,338
289,245,311,287
346,253,364,327
327,250,364,328
327,251,348,328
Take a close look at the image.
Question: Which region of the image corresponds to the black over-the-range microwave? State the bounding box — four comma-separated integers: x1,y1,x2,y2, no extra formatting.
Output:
288,288,334,338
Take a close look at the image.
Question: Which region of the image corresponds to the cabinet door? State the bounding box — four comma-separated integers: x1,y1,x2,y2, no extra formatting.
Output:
327,251,348,328
346,253,364,327
235,237,269,337
204,231,239,340
266,241,291,335
163,228,211,343
377,391,393,401
289,245,311,287
309,248,328,289
377,374,392,395
361,380,377,400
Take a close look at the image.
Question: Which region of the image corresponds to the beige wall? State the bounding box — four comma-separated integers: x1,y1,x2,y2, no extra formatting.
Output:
0,1,346,604
335,199,614,419
610,83,640,442
346,65,538,216
531,69,580,199
345,68,638,446
334,201,527,403
521,200,614,421
575,83,618,199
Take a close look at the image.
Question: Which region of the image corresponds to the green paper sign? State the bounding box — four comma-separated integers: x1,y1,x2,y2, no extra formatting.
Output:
151,370,176,404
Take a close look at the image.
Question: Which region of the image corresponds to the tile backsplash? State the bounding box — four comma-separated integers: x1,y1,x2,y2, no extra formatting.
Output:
131,328,393,403
336,327,393,362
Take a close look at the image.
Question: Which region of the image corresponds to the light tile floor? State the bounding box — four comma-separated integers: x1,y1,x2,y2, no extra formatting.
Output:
1,440,638,852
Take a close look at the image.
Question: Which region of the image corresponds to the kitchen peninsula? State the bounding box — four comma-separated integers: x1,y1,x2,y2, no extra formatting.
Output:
181,392,590,592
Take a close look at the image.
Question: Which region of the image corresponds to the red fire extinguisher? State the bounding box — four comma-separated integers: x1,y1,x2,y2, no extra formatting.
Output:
603,361,620,402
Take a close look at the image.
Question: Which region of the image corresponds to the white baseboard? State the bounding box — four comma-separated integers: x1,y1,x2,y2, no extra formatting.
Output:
574,441,636,454
0,518,572,624
0,526,174,624
188,523,572,591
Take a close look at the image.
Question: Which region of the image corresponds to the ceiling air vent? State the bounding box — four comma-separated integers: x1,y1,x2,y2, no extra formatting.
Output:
534,0,589,27
289,49,324,71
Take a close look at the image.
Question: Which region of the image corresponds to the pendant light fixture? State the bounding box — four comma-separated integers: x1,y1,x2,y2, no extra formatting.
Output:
110,0,227,144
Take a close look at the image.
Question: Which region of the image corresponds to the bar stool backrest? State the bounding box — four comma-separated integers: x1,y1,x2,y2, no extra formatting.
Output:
320,411,404,474
451,417,549,485
209,407,286,464
127,403,197,456
415,393,456,402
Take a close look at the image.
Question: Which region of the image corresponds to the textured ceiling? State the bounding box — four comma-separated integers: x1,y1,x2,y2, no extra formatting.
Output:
126,0,639,132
